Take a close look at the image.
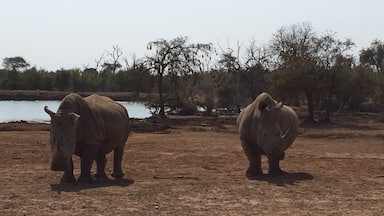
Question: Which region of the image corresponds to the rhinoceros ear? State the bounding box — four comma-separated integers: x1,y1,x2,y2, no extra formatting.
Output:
44,106,55,118
258,101,267,111
69,113,80,123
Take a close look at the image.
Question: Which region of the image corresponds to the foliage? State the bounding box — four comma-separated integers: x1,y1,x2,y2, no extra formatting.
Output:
340,65,376,110
1,29,384,120
145,36,212,118
213,47,241,110
269,23,355,121
269,23,319,121
2,56,30,71
314,33,355,121
360,40,384,73
242,42,270,101
213,42,270,110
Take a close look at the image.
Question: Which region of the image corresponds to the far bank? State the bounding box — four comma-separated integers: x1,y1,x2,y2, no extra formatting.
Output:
0,90,153,101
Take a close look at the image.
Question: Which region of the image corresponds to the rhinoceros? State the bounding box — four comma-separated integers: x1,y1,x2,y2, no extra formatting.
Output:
44,93,130,183
237,92,299,177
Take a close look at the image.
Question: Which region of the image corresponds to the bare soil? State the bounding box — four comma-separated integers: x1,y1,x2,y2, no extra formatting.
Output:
0,114,383,215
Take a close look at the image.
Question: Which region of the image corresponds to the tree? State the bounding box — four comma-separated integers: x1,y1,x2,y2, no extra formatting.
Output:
54,69,72,91
242,41,270,101
100,45,123,75
115,63,154,93
360,40,384,73
2,56,30,71
21,67,43,90
339,65,375,111
145,36,212,118
214,45,242,110
81,68,99,91
40,72,55,90
1,56,30,90
314,33,354,121
70,69,84,91
270,24,357,122
269,23,319,121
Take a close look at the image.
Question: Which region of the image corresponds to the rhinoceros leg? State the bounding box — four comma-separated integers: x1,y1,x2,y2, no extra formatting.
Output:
60,158,76,183
78,146,97,183
111,146,124,179
267,158,286,176
95,154,108,180
78,159,94,183
241,139,263,177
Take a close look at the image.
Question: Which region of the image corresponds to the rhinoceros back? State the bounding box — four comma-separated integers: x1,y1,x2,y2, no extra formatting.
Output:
83,94,130,152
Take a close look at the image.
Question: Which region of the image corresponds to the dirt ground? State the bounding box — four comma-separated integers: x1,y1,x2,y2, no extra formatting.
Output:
0,114,384,215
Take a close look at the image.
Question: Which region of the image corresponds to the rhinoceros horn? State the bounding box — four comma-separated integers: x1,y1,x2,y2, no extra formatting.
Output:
44,106,55,118
282,128,289,139
281,128,291,150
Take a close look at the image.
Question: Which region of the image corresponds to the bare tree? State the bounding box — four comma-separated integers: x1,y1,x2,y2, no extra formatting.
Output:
106,45,123,74
96,45,124,75
94,53,105,72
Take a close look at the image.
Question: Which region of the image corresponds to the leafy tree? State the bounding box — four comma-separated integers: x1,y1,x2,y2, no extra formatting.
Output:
3,70,21,90
21,67,43,89
269,23,319,121
339,65,375,110
115,63,154,93
145,36,212,118
70,69,84,91
191,72,215,116
242,42,270,102
0,69,7,88
1,56,30,90
40,72,55,90
214,46,242,110
54,69,72,91
2,56,30,71
82,68,99,91
314,33,354,121
360,40,384,73
214,75,237,108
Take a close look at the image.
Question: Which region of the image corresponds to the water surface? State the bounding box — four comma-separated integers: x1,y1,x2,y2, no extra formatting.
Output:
0,100,151,123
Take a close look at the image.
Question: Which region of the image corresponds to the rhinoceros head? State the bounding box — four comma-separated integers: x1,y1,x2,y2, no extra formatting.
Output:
255,97,288,160
44,106,80,171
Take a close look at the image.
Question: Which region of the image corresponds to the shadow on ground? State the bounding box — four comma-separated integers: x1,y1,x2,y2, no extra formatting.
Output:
250,172,313,186
50,178,134,193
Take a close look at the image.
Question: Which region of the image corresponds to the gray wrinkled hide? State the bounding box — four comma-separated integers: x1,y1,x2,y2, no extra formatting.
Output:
46,93,130,183
237,92,299,177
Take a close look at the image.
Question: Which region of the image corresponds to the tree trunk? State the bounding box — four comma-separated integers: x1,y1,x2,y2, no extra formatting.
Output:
158,73,166,119
305,92,314,122
324,90,333,122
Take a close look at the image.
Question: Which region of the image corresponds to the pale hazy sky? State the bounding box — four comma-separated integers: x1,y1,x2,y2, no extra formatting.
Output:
1,0,383,71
